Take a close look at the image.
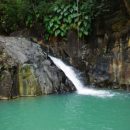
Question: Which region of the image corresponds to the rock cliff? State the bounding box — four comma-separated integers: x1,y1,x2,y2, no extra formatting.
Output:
40,0,130,90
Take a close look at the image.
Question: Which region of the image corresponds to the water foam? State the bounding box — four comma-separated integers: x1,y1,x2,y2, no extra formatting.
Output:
49,56,114,97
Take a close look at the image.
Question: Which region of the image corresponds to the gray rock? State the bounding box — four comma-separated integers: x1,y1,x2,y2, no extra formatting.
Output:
0,36,75,99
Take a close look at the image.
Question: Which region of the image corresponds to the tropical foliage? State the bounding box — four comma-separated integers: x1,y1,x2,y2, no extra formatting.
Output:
44,3,91,38
0,0,109,39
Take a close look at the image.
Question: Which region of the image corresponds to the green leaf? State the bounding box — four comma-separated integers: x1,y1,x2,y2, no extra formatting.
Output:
78,21,81,26
60,5,64,10
69,8,73,13
55,30,60,36
83,22,87,27
58,15,62,20
80,27,84,32
70,13,78,18
54,6,58,11
79,32,82,38
67,16,72,23
64,12,68,16
63,18,67,22
83,31,88,35
63,5,70,12
54,24,59,29
61,31,65,37
75,17,79,22
49,22,53,28
85,16,89,20
73,4,78,11
57,9,61,13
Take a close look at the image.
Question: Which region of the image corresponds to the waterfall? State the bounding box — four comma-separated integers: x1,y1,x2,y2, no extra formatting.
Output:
49,56,114,97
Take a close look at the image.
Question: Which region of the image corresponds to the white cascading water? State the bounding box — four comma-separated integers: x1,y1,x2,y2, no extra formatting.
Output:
49,56,114,97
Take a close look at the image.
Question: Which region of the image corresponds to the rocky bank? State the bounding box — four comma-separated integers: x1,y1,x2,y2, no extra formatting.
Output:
0,36,75,99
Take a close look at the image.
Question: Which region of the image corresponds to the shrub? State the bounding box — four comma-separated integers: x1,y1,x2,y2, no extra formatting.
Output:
0,0,109,38
44,3,91,39
0,0,30,33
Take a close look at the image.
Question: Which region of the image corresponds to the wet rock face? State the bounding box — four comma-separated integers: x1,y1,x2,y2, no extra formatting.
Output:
41,0,130,90
65,28,130,90
0,36,75,99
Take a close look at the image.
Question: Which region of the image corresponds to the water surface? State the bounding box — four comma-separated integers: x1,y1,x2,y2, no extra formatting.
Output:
0,92,130,130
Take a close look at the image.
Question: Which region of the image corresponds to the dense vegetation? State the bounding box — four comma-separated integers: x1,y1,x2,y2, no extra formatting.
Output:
0,0,109,40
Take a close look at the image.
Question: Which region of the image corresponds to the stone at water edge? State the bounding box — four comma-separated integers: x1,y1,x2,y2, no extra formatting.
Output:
0,36,75,99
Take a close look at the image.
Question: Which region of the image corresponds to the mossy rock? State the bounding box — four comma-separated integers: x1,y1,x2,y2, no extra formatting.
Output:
18,64,42,96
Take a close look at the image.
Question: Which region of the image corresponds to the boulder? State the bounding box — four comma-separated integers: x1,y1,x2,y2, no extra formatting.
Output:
0,36,75,99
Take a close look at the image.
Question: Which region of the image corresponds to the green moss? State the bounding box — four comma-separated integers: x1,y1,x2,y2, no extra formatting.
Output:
18,64,41,96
